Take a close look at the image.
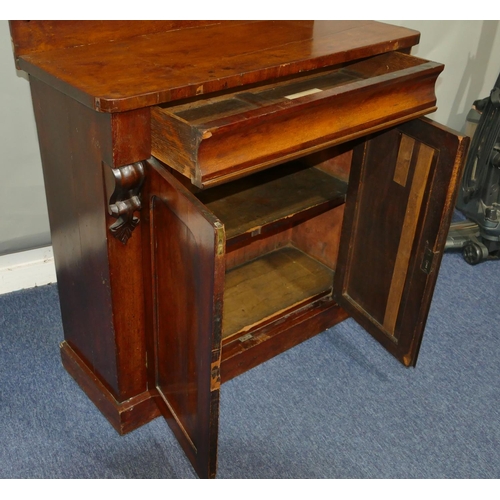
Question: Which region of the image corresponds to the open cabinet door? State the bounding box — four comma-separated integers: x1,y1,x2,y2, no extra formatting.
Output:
145,158,225,478
334,118,469,367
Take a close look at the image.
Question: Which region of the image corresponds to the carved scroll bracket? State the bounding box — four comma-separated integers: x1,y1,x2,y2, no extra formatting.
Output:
107,161,146,244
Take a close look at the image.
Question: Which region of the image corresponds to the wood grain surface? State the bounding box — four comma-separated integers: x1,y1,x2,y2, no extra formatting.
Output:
197,162,347,242
223,246,334,338
12,21,421,111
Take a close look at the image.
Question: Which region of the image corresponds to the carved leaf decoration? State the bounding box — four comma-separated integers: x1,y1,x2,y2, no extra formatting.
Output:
110,216,140,245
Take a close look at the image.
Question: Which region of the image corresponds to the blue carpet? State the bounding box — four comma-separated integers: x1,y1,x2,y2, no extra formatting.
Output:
0,250,499,478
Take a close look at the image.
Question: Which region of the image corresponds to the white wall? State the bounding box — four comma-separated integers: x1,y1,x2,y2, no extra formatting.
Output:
387,20,500,131
0,20,51,256
0,20,499,257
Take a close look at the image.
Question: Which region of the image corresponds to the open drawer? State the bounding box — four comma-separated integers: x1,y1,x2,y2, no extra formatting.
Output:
151,51,444,188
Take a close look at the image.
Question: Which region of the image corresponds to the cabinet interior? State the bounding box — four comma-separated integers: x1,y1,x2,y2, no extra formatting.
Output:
195,146,353,342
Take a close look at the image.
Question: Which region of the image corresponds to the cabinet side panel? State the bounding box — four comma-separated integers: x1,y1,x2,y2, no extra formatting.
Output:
30,77,118,393
29,77,148,399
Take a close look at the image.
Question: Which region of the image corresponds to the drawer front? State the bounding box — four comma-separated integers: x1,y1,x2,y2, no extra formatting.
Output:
151,52,443,188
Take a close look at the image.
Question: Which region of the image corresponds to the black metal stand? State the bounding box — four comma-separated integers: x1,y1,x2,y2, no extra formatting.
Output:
446,71,500,265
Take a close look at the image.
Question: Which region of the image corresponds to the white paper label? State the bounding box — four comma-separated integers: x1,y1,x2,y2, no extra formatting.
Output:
284,88,323,100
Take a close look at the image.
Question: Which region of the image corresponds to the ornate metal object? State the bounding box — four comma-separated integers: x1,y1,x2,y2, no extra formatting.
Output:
108,161,145,244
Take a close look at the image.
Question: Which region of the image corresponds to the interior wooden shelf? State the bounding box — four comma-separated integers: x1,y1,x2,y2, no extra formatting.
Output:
222,246,334,339
197,163,347,243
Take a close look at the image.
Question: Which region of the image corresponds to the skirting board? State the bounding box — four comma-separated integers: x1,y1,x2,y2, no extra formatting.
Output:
0,246,57,295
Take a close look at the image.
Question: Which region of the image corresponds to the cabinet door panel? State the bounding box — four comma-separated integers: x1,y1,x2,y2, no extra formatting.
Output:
335,118,468,366
146,158,225,478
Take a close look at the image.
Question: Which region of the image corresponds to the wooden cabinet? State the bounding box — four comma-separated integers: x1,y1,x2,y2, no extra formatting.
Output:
9,21,468,479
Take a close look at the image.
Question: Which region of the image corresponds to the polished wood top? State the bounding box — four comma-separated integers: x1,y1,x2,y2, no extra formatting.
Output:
12,21,420,113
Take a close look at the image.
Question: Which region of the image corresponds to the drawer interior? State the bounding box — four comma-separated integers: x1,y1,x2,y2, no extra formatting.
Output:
172,70,359,123
164,51,428,123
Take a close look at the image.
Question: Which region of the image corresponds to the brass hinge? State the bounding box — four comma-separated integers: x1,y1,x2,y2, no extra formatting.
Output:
214,221,225,256
210,358,221,391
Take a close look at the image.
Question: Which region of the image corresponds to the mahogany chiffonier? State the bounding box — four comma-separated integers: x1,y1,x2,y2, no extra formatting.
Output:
9,21,469,478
